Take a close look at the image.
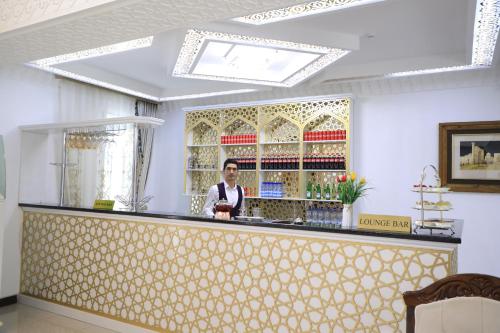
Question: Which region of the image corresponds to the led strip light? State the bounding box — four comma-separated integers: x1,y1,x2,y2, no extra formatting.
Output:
172,29,350,87
387,0,499,77
233,0,386,25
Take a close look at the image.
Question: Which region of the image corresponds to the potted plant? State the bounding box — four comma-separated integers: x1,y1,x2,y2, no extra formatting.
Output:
336,172,369,228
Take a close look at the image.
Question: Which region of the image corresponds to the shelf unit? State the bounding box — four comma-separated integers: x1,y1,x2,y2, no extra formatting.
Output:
184,96,352,215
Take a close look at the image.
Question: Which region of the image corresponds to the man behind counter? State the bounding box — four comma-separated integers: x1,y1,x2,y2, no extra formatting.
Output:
203,158,245,218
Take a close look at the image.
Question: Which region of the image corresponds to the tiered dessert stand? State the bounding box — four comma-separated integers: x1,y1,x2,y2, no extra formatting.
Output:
412,165,456,235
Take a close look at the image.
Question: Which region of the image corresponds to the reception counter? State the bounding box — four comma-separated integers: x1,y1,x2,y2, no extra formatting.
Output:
19,204,461,332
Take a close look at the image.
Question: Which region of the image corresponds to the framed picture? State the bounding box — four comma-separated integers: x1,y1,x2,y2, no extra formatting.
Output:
439,121,500,193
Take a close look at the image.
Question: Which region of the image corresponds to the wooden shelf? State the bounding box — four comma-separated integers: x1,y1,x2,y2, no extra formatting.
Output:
303,140,347,143
303,169,346,172
187,144,218,148
20,116,164,134
260,141,300,145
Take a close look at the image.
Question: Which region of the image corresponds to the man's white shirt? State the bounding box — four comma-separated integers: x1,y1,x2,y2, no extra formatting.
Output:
202,181,245,217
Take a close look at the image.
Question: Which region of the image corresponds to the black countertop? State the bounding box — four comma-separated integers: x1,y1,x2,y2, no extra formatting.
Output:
19,203,462,244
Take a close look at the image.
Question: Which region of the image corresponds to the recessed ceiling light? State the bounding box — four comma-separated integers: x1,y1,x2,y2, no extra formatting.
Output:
386,0,499,77
385,64,487,78
173,29,350,87
26,37,157,100
472,0,500,66
159,89,257,101
27,64,160,101
29,36,154,67
233,0,385,25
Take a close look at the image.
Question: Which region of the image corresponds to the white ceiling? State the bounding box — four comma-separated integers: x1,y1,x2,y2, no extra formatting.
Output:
6,0,498,100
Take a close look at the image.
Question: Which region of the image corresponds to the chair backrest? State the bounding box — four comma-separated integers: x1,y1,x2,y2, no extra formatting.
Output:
403,273,500,333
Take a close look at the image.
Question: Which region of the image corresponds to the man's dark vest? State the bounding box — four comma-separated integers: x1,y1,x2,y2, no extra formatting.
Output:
217,182,243,218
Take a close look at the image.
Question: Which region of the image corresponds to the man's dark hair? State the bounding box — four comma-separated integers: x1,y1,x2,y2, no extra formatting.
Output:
223,158,239,171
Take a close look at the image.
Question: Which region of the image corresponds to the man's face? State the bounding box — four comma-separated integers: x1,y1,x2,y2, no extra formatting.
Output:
223,163,238,182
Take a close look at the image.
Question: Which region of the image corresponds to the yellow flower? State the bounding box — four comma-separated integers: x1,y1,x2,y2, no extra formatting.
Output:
360,177,366,185
350,171,357,180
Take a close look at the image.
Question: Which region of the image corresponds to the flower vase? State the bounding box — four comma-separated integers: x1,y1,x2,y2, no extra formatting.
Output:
342,204,353,228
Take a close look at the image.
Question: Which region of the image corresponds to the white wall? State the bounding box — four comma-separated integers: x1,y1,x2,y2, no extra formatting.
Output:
150,70,500,277
0,65,58,297
147,105,190,214
353,85,500,276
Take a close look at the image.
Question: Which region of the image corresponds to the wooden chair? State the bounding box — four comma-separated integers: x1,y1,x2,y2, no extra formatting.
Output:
403,273,500,333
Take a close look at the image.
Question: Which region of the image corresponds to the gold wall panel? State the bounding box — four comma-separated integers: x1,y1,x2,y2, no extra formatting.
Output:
262,171,300,198
245,198,343,221
262,143,299,157
188,146,218,169
304,142,346,156
190,195,206,215
263,117,300,143
189,171,218,195
191,196,342,220
186,110,220,131
21,211,455,333
223,145,256,159
185,97,352,207
221,107,258,130
306,171,344,193
304,113,345,132
191,122,218,145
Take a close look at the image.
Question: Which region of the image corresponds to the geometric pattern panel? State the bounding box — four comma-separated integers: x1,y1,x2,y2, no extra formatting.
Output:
223,119,256,135
245,198,343,221
21,212,455,333
188,146,218,169
261,171,300,198
190,171,218,195
304,142,346,156
304,113,346,132
263,117,300,143
191,122,218,145
186,110,220,131
306,170,346,195
221,107,258,130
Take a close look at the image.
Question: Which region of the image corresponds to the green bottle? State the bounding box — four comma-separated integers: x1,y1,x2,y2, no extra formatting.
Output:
306,181,312,199
325,183,331,200
316,183,322,200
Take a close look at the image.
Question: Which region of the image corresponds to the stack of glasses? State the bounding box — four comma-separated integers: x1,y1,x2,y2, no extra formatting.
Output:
305,206,343,228
260,182,284,198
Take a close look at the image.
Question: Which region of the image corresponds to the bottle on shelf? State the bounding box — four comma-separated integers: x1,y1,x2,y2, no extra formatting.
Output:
306,181,312,199
315,183,322,200
324,184,331,200
306,206,313,224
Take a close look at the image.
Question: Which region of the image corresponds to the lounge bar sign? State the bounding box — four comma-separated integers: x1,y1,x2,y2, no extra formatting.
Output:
93,200,115,210
358,214,412,233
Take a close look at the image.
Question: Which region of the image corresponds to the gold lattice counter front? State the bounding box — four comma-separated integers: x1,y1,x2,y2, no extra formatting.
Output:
21,210,457,332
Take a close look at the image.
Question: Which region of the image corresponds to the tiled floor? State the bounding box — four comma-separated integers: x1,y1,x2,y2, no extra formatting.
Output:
0,304,117,333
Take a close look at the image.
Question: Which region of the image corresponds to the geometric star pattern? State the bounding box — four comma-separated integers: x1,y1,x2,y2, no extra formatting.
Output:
21,212,456,332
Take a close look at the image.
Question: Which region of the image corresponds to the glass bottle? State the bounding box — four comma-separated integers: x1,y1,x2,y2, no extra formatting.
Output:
325,184,331,200
315,183,322,200
306,181,313,199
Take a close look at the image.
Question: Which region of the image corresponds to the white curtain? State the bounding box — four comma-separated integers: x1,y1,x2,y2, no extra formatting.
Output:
134,100,158,206
59,79,135,208
58,79,135,121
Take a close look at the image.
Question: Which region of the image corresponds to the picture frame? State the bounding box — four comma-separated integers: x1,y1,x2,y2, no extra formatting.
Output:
439,121,500,193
